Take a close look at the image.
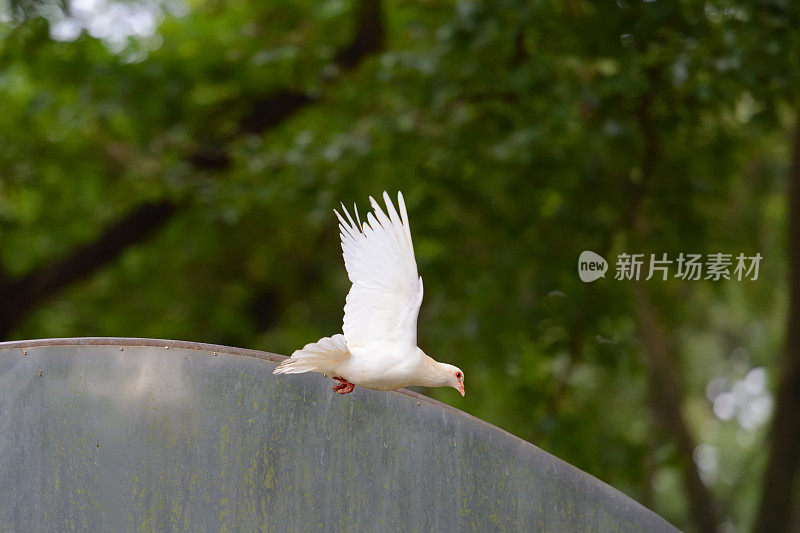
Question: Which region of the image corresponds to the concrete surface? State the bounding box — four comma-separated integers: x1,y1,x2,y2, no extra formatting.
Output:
0,338,677,532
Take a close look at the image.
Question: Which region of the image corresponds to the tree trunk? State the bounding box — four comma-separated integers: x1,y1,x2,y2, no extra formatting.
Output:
753,124,800,533
633,284,719,533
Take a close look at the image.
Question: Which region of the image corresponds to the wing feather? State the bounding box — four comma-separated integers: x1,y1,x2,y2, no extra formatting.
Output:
336,191,423,349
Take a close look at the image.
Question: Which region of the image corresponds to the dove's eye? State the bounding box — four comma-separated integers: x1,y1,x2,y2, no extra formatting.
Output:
455,372,462,379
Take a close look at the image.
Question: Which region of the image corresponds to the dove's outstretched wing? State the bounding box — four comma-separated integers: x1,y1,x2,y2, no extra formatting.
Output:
335,191,423,350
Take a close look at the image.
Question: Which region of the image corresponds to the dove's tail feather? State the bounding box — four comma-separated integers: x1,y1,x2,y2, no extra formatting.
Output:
273,334,350,375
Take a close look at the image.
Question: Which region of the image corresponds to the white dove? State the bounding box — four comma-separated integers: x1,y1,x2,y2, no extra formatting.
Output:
273,191,465,396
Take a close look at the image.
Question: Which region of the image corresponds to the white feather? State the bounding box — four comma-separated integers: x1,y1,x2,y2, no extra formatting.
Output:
336,191,423,349
273,334,349,374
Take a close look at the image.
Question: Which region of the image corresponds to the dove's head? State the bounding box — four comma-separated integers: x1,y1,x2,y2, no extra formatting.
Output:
418,352,465,396
439,363,465,397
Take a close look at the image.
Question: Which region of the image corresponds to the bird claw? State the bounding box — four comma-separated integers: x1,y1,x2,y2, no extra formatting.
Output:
331,376,355,394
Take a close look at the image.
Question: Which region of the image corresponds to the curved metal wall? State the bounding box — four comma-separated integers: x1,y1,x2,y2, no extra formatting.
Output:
0,338,675,532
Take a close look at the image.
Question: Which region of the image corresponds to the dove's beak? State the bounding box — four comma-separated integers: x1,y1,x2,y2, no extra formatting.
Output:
458,382,465,397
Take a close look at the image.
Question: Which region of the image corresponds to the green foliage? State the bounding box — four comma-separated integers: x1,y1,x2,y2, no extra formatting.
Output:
1,0,797,530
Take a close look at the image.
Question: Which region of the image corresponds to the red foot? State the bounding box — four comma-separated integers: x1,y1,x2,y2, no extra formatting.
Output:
332,376,355,394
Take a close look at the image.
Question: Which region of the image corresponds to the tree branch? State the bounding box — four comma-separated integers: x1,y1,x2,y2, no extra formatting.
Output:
0,0,385,339
334,0,384,69
753,123,800,533
237,90,313,136
0,202,177,338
